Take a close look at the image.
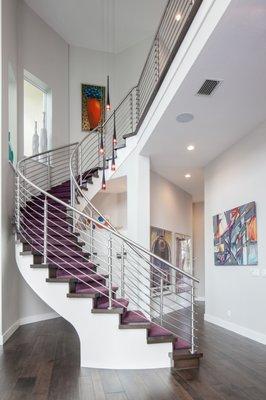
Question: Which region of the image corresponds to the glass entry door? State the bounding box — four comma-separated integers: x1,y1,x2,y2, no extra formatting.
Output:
175,234,192,293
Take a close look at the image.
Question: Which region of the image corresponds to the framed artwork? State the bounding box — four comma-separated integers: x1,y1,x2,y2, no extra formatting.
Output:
82,84,105,131
213,201,258,266
150,226,172,291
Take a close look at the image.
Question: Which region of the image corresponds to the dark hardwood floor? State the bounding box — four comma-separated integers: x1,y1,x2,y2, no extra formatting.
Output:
1,303,266,400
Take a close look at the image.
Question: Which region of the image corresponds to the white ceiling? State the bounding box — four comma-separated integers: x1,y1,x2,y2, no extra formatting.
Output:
24,0,167,53
142,0,266,202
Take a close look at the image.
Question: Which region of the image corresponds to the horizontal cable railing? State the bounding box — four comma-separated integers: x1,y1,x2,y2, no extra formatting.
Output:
15,149,199,351
68,0,203,353
14,0,203,355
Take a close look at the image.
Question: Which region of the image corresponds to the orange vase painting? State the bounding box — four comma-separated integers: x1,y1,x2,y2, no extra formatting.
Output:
82,84,105,131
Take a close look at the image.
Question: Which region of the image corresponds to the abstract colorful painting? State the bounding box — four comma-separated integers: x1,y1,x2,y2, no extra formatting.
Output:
82,84,105,131
150,227,172,289
213,202,258,266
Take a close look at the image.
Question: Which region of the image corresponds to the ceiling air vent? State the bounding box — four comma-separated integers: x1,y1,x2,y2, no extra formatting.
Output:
197,79,221,96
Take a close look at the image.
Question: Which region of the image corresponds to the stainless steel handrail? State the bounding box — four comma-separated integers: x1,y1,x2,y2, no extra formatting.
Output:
14,0,203,355
17,160,199,283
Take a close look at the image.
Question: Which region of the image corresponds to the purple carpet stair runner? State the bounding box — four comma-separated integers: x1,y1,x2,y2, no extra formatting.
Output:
21,174,190,352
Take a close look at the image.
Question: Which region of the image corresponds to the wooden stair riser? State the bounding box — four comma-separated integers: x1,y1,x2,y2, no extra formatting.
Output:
171,351,203,371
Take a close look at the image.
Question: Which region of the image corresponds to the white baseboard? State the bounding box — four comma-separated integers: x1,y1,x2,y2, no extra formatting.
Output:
19,311,58,326
0,320,20,345
0,312,59,345
204,313,266,346
196,296,205,302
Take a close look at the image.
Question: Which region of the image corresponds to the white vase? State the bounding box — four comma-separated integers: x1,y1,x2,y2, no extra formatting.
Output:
32,121,39,155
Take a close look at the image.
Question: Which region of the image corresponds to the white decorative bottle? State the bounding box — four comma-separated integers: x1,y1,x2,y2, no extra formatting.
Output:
32,121,39,155
40,111,48,153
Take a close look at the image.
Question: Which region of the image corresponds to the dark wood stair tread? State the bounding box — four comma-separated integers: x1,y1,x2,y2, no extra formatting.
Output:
123,132,136,139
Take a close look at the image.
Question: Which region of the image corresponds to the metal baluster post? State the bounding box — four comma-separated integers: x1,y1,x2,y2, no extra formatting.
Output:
70,175,76,231
190,282,195,354
16,174,20,231
43,196,48,264
89,208,94,257
108,235,113,309
79,145,83,187
75,151,79,182
97,131,100,167
121,243,125,297
21,165,26,214
130,92,133,133
47,154,51,190
154,36,160,83
160,276,164,325
136,86,140,124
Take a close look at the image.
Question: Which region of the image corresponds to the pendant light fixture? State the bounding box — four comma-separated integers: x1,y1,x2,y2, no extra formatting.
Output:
113,110,117,145
111,148,116,171
102,157,106,190
106,75,111,110
111,110,116,171
99,130,104,155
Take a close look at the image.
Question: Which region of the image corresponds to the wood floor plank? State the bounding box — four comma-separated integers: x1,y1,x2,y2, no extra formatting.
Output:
99,369,124,395
1,304,266,400
91,369,107,400
116,369,153,400
156,368,194,400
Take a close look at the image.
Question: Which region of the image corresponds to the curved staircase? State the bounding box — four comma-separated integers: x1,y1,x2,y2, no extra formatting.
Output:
14,0,203,370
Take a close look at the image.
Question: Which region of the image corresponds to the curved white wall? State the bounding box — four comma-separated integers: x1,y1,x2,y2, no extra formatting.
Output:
16,241,172,369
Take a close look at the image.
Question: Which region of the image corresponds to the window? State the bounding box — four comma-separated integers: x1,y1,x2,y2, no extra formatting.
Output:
23,73,51,157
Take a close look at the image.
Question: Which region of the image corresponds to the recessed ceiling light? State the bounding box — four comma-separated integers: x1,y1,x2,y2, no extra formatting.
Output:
185,174,191,179
187,145,195,151
175,13,182,22
176,113,194,123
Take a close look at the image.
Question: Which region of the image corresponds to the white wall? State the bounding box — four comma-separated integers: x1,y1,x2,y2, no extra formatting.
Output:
16,0,70,325
69,38,151,144
114,38,152,101
205,121,266,344
92,191,127,234
150,171,192,238
1,0,20,340
1,0,70,343
193,202,205,300
69,46,115,144
17,1,70,156
113,148,151,247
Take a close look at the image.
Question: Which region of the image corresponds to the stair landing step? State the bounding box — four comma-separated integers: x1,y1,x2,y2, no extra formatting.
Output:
171,350,203,371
